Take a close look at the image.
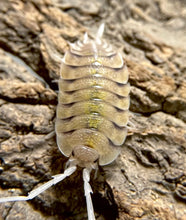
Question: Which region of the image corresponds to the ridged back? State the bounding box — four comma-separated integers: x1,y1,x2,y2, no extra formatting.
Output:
55,35,130,165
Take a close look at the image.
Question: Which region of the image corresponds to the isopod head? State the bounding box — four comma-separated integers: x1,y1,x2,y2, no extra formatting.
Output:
69,145,99,168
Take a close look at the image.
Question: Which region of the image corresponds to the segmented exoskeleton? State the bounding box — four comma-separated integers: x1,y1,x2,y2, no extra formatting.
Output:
56,24,130,166
0,24,130,220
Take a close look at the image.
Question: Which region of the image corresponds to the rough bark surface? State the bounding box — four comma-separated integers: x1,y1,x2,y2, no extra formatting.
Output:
0,0,185,219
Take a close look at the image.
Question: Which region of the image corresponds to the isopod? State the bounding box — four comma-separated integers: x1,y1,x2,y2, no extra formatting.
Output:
0,24,130,220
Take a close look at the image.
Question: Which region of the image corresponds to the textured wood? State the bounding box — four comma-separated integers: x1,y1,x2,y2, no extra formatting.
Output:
0,0,185,219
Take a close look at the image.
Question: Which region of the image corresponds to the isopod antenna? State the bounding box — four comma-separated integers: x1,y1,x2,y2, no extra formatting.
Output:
83,168,96,220
0,166,77,203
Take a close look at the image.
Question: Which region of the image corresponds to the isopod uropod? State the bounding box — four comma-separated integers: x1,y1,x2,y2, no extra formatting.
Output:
0,24,130,220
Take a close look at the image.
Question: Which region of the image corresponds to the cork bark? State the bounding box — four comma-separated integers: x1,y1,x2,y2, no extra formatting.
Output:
0,0,185,219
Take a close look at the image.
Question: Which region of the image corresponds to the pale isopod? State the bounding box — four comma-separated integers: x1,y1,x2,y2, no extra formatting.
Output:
0,24,130,220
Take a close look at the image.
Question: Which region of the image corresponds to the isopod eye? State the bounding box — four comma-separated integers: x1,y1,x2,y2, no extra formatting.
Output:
71,150,75,157
93,158,99,163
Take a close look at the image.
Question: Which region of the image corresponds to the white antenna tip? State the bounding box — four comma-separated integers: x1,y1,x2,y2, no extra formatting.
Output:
83,168,96,220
